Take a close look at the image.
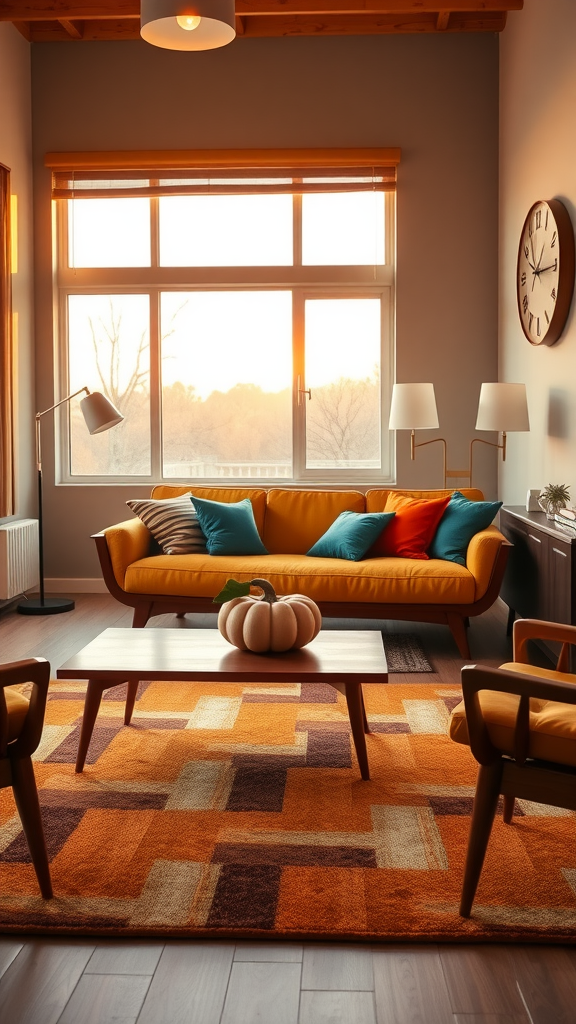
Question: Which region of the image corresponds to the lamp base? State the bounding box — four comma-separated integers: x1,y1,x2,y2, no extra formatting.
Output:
17,597,75,615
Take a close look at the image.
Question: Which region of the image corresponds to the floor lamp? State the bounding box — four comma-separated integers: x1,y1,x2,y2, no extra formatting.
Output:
17,387,123,616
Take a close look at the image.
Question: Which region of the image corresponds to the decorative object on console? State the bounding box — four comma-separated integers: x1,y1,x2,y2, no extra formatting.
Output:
526,488,541,512
388,383,448,487
214,577,322,653
516,198,575,347
17,388,123,616
537,483,571,521
140,0,236,50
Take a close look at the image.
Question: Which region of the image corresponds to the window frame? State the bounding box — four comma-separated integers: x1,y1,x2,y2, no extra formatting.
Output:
54,189,396,487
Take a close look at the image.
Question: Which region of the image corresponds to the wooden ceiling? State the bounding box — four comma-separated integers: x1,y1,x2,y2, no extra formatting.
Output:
1,0,523,43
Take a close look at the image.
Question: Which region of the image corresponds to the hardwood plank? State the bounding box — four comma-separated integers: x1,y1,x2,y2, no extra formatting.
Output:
56,973,150,1024
439,946,527,1016
233,942,303,962
510,945,576,1024
84,941,164,975
373,945,453,1024
302,944,373,991
300,990,376,1024
0,938,24,980
0,939,95,1024
220,961,301,1024
137,942,235,1024
453,1015,529,1023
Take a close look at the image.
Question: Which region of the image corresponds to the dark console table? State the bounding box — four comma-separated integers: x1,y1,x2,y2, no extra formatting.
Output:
499,506,576,661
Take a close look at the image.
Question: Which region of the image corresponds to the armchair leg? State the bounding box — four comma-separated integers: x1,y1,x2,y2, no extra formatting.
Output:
460,760,502,918
11,756,53,899
503,794,515,823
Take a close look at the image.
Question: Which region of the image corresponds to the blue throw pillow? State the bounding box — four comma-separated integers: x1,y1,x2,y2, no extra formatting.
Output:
190,496,268,556
307,511,395,561
428,491,502,565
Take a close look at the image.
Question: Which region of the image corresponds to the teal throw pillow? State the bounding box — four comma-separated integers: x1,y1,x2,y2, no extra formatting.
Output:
307,511,395,561
428,491,502,565
190,496,268,556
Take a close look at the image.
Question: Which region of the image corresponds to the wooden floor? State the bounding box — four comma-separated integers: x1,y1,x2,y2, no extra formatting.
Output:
0,594,574,1024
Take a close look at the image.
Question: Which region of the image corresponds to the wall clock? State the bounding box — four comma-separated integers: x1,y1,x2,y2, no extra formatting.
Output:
517,198,575,346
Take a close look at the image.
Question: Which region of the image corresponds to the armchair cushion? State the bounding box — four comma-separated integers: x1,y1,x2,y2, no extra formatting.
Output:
4,688,30,742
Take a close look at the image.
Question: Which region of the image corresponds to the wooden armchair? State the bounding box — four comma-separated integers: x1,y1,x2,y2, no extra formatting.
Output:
0,658,53,898
449,618,576,918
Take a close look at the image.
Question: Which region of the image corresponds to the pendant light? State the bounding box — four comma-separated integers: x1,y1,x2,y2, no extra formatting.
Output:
140,0,236,50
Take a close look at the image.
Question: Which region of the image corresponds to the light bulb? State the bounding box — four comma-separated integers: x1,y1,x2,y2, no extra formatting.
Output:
176,13,201,30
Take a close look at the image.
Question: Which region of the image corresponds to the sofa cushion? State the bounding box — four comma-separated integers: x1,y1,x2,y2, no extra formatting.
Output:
428,491,502,566
365,488,485,512
191,496,268,556
263,489,366,554
307,510,395,561
151,486,267,538
366,492,450,560
126,493,207,555
124,552,476,605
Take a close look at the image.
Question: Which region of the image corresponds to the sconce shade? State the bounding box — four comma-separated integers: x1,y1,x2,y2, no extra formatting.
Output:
475,382,530,432
140,0,236,50
80,392,123,435
389,383,439,430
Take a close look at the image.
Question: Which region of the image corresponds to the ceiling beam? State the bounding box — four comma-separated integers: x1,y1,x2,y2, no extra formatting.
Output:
436,11,450,29
23,10,508,38
0,0,523,22
58,15,82,33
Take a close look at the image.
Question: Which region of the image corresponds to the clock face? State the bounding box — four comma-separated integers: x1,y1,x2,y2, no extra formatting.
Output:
517,199,575,346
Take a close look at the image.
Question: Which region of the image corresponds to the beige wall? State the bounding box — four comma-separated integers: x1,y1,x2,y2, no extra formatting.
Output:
31,33,499,581
0,24,35,524
499,0,576,506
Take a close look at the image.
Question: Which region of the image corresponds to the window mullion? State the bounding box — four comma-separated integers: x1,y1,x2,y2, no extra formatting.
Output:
149,289,162,479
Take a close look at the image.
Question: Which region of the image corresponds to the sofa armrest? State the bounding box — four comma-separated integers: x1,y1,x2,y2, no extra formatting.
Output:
95,518,153,590
466,525,509,601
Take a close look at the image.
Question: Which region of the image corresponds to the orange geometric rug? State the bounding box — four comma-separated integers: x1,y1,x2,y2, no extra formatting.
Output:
1,676,576,942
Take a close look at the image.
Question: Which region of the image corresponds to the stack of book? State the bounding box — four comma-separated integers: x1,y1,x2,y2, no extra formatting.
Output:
554,507,576,535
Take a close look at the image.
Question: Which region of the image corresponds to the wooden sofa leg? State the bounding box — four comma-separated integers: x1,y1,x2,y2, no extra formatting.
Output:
132,604,153,628
460,760,502,917
447,613,471,658
503,794,515,823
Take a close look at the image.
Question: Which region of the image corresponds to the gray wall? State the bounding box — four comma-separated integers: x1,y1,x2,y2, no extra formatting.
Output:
499,0,576,505
31,32,499,582
0,24,35,525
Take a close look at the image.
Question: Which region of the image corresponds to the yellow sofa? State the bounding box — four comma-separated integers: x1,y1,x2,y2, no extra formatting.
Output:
93,485,510,658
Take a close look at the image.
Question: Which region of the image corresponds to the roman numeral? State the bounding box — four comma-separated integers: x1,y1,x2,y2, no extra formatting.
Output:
545,310,550,324
535,210,542,229
537,317,540,336
551,230,557,247
529,312,534,331
524,244,530,258
552,287,557,300
521,272,527,286
522,295,529,313
545,208,549,229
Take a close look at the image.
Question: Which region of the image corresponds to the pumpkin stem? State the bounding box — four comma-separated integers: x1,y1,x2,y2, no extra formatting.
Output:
249,578,278,605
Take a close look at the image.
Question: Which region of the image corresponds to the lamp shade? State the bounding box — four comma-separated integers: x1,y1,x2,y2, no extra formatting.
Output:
80,391,123,435
475,383,530,432
140,0,236,50
389,383,439,430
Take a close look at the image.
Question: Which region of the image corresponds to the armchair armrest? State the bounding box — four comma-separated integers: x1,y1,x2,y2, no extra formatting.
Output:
0,659,50,758
513,618,576,673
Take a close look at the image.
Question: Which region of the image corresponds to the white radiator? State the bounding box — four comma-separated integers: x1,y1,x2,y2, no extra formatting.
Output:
0,519,39,600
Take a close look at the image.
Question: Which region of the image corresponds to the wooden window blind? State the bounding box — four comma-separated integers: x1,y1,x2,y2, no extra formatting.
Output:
46,148,400,199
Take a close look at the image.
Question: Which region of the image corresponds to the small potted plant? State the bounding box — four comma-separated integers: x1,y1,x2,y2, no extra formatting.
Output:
538,483,571,520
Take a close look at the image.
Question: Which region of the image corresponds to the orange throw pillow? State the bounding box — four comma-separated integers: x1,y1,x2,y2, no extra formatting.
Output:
367,493,451,559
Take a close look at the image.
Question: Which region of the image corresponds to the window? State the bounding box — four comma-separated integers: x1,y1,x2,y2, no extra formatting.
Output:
51,149,398,484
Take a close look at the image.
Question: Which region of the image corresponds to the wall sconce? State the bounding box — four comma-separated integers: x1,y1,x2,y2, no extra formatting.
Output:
470,382,530,483
389,383,448,486
140,0,236,50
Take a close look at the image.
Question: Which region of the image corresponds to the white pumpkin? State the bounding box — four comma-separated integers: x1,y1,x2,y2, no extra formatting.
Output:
217,578,322,653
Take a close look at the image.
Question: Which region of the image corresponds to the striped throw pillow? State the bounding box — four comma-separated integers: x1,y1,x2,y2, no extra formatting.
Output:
126,494,207,555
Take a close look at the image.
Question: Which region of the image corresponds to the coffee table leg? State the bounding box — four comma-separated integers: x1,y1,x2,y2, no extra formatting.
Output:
360,688,370,733
344,682,370,781
75,679,106,773
124,679,139,725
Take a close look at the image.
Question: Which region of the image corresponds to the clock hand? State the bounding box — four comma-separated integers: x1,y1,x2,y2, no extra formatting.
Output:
537,262,558,274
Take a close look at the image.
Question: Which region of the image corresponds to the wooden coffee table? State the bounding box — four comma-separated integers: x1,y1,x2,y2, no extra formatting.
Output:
57,628,388,779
